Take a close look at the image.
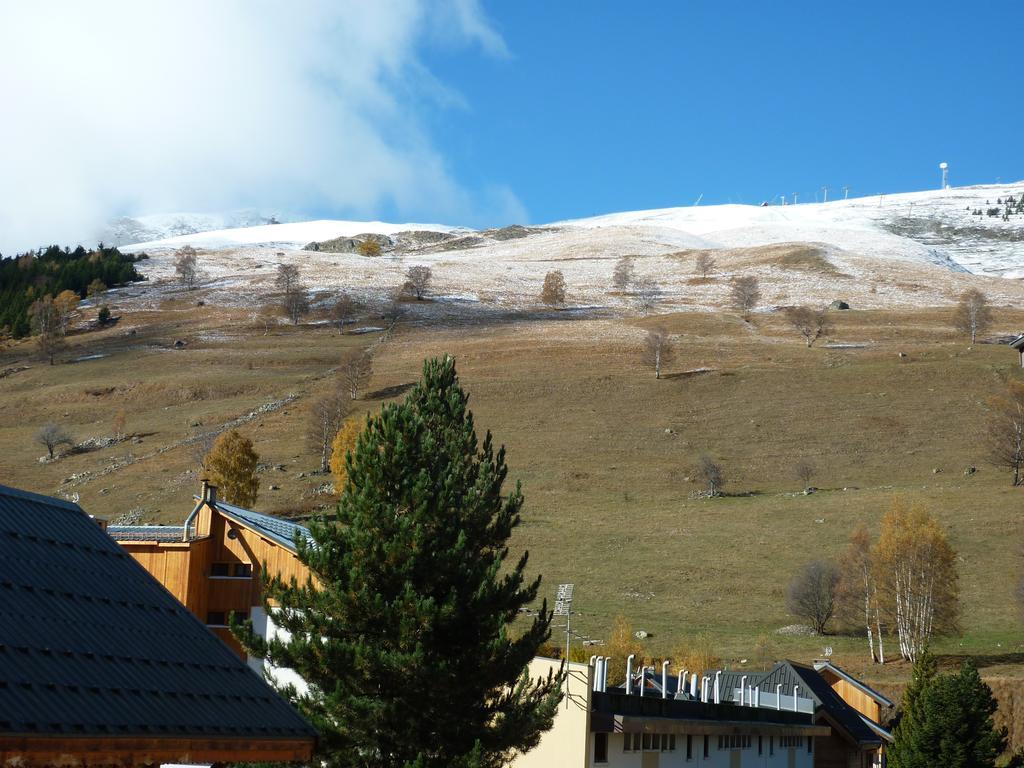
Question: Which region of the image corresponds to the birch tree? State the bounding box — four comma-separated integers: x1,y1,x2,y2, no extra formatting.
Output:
837,524,884,664
952,288,992,343
873,499,959,662
987,382,1024,485
642,326,674,379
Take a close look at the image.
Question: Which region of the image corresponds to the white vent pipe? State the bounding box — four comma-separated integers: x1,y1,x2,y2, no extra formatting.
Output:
740,676,747,705
625,655,635,695
662,661,670,699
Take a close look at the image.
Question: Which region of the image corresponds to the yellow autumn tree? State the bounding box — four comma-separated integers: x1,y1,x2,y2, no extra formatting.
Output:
329,418,363,492
873,497,959,662
602,615,647,685
203,429,259,507
671,632,721,679
53,289,80,333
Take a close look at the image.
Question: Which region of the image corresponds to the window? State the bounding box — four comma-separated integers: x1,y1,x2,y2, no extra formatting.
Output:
759,736,763,755
719,735,751,750
633,733,642,751
703,735,709,758
686,734,693,760
623,733,631,753
233,563,252,577
770,736,774,756
210,563,230,577
669,734,676,752
808,737,813,754
642,734,652,751
781,735,804,748
206,611,226,626
593,733,608,763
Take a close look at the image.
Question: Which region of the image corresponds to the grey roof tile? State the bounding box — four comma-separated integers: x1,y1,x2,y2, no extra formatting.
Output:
0,484,316,741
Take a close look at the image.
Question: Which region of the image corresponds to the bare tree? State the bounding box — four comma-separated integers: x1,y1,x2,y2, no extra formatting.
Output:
953,288,992,343
696,455,724,497
282,289,310,324
729,275,761,318
541,270,566,308
382,286,409,326
36,423,73,459
784,306,831,347
642,327,675,379
787,560,840,634
330,293,358,334
794,459,815,488
29,296,65,365
695,252,716,278
987,382,1024,485
112,410,127,441
174,246,199,290
341,351,373,400
257,303,277,335
612,255,635,291
275,263,301,296
308,389,350,472
405,265,432,300
633,277,660,315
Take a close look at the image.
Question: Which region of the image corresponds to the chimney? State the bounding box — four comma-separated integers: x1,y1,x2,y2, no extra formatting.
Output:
601,657,610,692
776,684,782,710
201,479,217,506
625,655,635,695
662,661,670,699
740,675,747,705
793,685,799,712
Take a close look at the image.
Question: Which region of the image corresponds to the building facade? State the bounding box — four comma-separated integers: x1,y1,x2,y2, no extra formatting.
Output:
107,482,312,660
514,658,827,768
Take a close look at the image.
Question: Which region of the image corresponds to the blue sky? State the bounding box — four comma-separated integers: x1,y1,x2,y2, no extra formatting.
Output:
423,1,1024,222
2,1,1022,251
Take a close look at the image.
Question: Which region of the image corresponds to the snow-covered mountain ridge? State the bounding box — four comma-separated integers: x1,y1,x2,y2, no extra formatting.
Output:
122,182,1024,278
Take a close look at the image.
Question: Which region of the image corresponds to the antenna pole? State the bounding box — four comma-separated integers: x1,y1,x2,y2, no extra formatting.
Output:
822,186,829,203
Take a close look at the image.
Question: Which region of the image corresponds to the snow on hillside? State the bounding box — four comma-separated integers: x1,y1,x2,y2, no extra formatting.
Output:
121,182,1024,278
108,182,1024,321
559,182,1024,276
100,210,292,247
123,219,461,251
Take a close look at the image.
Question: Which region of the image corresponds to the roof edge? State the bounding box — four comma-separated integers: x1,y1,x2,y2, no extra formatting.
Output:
0,483,83,513
812,661,894,707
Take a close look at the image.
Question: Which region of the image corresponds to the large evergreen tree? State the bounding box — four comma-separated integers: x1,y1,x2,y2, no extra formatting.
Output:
237,356,563,768
890,653,1006,768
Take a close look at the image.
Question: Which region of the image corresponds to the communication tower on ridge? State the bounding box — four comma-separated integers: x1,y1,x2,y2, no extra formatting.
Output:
940,162,950,190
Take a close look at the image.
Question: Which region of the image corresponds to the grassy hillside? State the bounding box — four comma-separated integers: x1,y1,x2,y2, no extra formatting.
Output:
3,297,1024,694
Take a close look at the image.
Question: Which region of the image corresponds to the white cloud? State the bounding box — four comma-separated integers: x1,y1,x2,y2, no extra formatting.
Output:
0,0,521,253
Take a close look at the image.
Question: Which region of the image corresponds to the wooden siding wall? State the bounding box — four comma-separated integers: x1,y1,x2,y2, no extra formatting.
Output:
823,675,882,724
115,502,313,660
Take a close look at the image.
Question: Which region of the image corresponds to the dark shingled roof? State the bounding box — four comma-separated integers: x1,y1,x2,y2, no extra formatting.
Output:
106,524,186,542
212,499,313,553
0,484,317,741
757,661,883,747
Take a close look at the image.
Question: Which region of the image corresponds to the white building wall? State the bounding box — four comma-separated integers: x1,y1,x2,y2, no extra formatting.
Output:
248,605,308,695
513,658,592,768
591,732,816,768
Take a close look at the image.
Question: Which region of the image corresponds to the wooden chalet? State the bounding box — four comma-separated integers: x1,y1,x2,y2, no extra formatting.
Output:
0,484,316,767
108,482,313,660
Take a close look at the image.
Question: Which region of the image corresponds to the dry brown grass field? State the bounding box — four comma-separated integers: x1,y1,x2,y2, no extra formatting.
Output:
3,295,1024,712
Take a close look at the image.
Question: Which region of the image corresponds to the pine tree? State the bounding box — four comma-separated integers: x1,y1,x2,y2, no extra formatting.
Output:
202,429,259,507
890,654,1006,768
236,356,563,768
888,648,937,768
